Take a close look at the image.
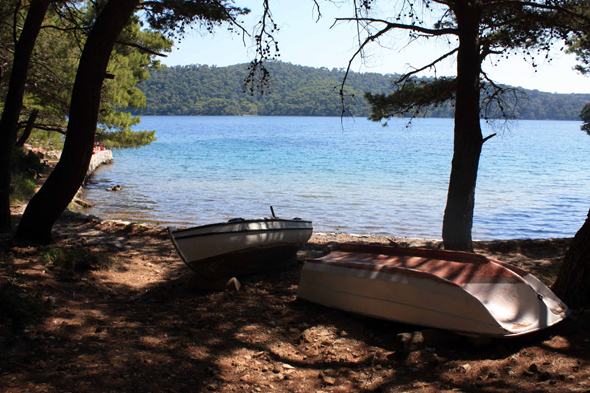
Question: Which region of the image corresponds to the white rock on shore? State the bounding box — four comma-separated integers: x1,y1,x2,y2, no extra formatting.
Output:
85,150,113,183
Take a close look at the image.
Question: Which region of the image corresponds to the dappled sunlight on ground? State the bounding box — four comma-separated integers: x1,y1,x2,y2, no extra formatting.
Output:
1,212,590,392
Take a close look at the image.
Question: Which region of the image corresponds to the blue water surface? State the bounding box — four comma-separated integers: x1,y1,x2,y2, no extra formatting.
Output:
83,116,590,240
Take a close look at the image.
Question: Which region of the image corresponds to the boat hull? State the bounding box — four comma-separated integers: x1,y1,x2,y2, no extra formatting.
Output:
298,244,569,337
169,218,313,279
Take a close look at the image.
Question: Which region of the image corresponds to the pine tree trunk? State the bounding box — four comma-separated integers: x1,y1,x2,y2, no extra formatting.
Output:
0,0,50,233
15,0,139,243
442,3,483,252
552,208,590,308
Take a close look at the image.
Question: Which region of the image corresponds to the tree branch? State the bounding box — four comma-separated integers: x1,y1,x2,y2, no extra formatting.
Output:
482,133,497,143
26,123,67,134
312,0,321,23
114,40,168,57
40,24,84,32
480,69,523,120
334,18,459,36
398,47,458,85
482,0,590,25
337,21,394,116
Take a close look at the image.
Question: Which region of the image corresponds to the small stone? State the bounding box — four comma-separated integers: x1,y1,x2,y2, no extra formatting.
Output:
396,332,425,352
274,373,284,380
300,329,314,343
206,383,218,391
226,277,241,292
386,352,397,360
538,371,551,381
523,370,535,376
322,375,336,385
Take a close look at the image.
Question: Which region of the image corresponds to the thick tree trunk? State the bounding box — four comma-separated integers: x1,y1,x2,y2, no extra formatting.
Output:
0,0,50,233
442,2,483,252
552,208,590,308
15,0,140,243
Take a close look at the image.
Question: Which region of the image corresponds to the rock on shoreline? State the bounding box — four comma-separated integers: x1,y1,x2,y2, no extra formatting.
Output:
73,150,114,208
84,150,113,184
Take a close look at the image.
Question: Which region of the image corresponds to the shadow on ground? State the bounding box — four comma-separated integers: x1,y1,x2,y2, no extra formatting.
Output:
1,213,588,393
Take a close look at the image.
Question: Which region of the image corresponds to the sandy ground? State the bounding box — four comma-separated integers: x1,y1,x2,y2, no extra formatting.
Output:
2,204,590,393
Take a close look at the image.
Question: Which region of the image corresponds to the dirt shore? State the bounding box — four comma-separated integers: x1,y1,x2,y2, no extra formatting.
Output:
2,207,590,392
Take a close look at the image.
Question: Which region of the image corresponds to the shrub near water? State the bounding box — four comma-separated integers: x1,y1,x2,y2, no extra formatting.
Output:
9,147,45,205
11,146,45,174
9,173,37,205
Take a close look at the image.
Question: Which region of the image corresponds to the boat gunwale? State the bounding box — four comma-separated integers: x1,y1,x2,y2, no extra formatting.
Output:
172,226,313,241
169,218,312,236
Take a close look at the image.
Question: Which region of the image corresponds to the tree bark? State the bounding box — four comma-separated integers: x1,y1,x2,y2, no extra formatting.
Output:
15,109,40,147
552,208,590,308
442,1,483,252
0,0,50,233
16,0,140,243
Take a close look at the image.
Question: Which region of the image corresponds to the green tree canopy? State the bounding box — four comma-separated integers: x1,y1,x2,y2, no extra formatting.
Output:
0,2,173,149
130,61,590,119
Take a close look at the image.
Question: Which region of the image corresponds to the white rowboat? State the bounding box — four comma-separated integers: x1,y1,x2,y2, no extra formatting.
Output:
169,217,313,280
298,244,569,337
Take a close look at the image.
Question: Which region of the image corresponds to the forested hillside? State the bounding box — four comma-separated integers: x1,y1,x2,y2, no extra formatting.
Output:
132,61,590,120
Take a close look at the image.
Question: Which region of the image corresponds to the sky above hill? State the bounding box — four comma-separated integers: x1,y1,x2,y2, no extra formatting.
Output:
161,1,590,95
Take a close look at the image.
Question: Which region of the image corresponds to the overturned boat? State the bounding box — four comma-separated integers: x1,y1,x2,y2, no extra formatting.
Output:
298,244,569,337
169,217,313,281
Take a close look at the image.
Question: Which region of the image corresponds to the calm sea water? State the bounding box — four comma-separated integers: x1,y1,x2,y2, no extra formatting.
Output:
83,116,590,240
